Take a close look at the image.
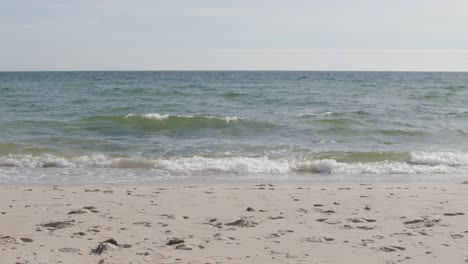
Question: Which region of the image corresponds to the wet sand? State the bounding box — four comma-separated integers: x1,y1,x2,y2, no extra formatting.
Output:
1,182,468,263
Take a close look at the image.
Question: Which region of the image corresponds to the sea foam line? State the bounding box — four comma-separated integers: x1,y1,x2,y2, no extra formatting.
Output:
0,152,466,175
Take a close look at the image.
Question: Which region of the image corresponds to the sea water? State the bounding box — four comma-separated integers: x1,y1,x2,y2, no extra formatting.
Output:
1,71,468,184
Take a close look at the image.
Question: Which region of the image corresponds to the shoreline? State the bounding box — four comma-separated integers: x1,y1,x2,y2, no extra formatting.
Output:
2,182,468,263
1,169,468,188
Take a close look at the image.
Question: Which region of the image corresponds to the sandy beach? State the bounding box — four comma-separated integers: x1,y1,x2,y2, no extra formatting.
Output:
1,182,468,263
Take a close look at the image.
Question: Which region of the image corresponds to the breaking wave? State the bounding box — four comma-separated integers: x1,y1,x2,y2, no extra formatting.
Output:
1,151,467,176
409,151,468,166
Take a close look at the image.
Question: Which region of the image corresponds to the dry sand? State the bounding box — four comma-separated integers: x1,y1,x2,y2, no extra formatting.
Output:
1,182,468,263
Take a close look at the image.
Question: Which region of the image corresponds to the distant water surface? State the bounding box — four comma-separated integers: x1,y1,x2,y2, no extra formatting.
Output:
1,71,468,184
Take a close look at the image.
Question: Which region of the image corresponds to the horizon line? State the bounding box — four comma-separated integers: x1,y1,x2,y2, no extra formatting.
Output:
1,70,468,73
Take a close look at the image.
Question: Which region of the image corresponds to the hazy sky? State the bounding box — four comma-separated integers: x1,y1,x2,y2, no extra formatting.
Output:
1,0,468,71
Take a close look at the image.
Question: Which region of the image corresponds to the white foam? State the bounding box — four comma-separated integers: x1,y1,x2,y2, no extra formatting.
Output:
0,154,149,169
297,112,338,117
154,156,290,174
125,113,170,120
409,151,468,166
293,159,452,174
141,113,170,120
0,153,464,175
0,154,71,168
223,116,239,123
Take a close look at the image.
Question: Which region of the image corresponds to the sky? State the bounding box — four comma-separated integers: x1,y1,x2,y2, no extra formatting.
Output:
1,0,468,71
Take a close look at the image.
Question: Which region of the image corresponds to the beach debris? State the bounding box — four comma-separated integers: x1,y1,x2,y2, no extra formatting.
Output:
391,232,415,237
443,212,465,216
205,218,223,228
83,206,100,213
347,217,376,223
167,238,184,246
68,209,89,215
90,238,130,255
268,216,285,220
392,246,406,251
379,246,405,252
356,226,374,230
225,218,257,227
265,229,294,239
161,214,175,219
40,220,75,230
175,244,192,250
419,230,429,236
20,237,33,243
91,239,118,255
254,184,274,187
302,236,335,243
0,236,17,245
85,188,100,192
246,207,255,212
59,247,81,253
266,233,281,239
132,221,152,227
347,217,365,223
316,218,341,225
403,217,440,229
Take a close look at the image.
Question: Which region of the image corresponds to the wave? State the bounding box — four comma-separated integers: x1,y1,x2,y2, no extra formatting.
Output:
409,151,468,166
0,142,58,156
0,154,154,169
125,113,240,123
297,111,370,118
380,129,426,136
1,151,467,175
125,113,170,120
78,113,250,132
3,114,275,137
297,112,339,118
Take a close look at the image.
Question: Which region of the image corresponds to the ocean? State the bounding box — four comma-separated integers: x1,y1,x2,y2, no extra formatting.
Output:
1,71,468,184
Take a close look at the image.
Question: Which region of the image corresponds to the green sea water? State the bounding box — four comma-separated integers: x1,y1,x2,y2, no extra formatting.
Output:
1,71,468,183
